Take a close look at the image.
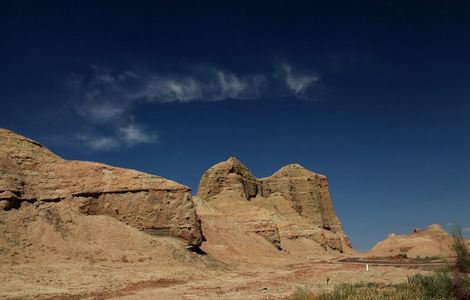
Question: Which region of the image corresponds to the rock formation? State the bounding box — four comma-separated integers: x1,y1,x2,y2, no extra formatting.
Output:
0,128,202,246
195,157,352,261
367,224,454,258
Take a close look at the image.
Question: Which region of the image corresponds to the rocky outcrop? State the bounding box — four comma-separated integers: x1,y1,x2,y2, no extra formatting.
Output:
367,224,454,258
198,157,261,201
0,128,202,246
261,164,344,234
196,157,352,260
244,220,282,250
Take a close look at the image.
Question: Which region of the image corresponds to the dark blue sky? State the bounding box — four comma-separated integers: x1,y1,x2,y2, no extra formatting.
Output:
1,1,469,250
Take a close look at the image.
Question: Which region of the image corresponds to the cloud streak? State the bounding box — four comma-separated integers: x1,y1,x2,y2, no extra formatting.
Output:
69,63,319,151
75,125,157,151
280,64,320,97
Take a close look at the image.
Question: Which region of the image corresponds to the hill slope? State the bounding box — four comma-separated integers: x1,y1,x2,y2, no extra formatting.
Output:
367,224,454,258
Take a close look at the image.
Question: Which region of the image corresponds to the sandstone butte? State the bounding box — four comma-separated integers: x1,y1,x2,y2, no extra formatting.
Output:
0,128,202,246
194,156,353,262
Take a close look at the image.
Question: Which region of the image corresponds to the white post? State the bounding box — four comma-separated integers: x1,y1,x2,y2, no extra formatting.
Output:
366,264,369,271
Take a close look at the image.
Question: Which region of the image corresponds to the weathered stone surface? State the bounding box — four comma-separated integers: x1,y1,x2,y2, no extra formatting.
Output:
261,164,344,234
0,128,202,246
244,220,281,250
368,224,454,258
196,157,352,258
197,156,261,201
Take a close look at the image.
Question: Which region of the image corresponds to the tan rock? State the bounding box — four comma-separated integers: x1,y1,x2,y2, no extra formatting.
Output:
197,156,261,200
244,220,281,249
261,164,344,234
367,224,454,258
195,157,352,261
0,199,10,210
0,128,202,246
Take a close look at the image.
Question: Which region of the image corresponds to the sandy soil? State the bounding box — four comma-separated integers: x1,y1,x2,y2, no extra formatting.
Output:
0,259,429,300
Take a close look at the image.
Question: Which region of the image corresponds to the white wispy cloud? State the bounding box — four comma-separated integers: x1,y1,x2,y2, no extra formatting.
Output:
463,227,470,233
77,135,121,151
73,63,317,120
69,62,319,151
119,124,157,146
280,64,320,97
75,125,157,152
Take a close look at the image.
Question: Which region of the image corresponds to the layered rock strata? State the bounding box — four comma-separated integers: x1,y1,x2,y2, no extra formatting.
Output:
196,157,352,259
0,128,202,246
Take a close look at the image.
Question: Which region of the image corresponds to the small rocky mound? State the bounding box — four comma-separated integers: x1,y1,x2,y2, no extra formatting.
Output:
195,157,352,262
367,224,454,258
0,128,202,246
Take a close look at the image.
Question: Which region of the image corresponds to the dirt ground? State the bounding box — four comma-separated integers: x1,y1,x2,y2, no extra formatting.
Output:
0,259,430,300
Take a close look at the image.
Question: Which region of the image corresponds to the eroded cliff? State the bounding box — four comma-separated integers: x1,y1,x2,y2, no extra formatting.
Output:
195,157,352,262
0,128,202,246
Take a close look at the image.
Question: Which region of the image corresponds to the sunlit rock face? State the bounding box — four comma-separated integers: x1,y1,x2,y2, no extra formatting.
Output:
0,128,202,246
196,157,352,260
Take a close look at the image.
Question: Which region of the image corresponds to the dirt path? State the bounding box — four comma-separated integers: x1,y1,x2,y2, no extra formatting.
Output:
338,257,451,267
85,261,430,300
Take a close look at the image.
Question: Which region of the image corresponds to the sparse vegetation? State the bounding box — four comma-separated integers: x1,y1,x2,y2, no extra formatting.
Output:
289,281,425,300
290,225,470,300
451,225,470,274
414,255,442,262
290,286,313,300
290,272,470,300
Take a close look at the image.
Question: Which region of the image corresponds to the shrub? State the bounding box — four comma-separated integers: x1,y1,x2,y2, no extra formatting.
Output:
315,281,423,300
451,225,470,273
289,286,315,300
408,272,454,299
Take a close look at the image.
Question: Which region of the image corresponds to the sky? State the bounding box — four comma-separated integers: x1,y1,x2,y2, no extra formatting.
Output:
1,1,469,251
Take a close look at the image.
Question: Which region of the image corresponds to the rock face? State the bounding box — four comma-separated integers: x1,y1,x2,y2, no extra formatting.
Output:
198,158,344,234
0,128,202,246
195,157,352,261
367,224,454,258
198,157,261,201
